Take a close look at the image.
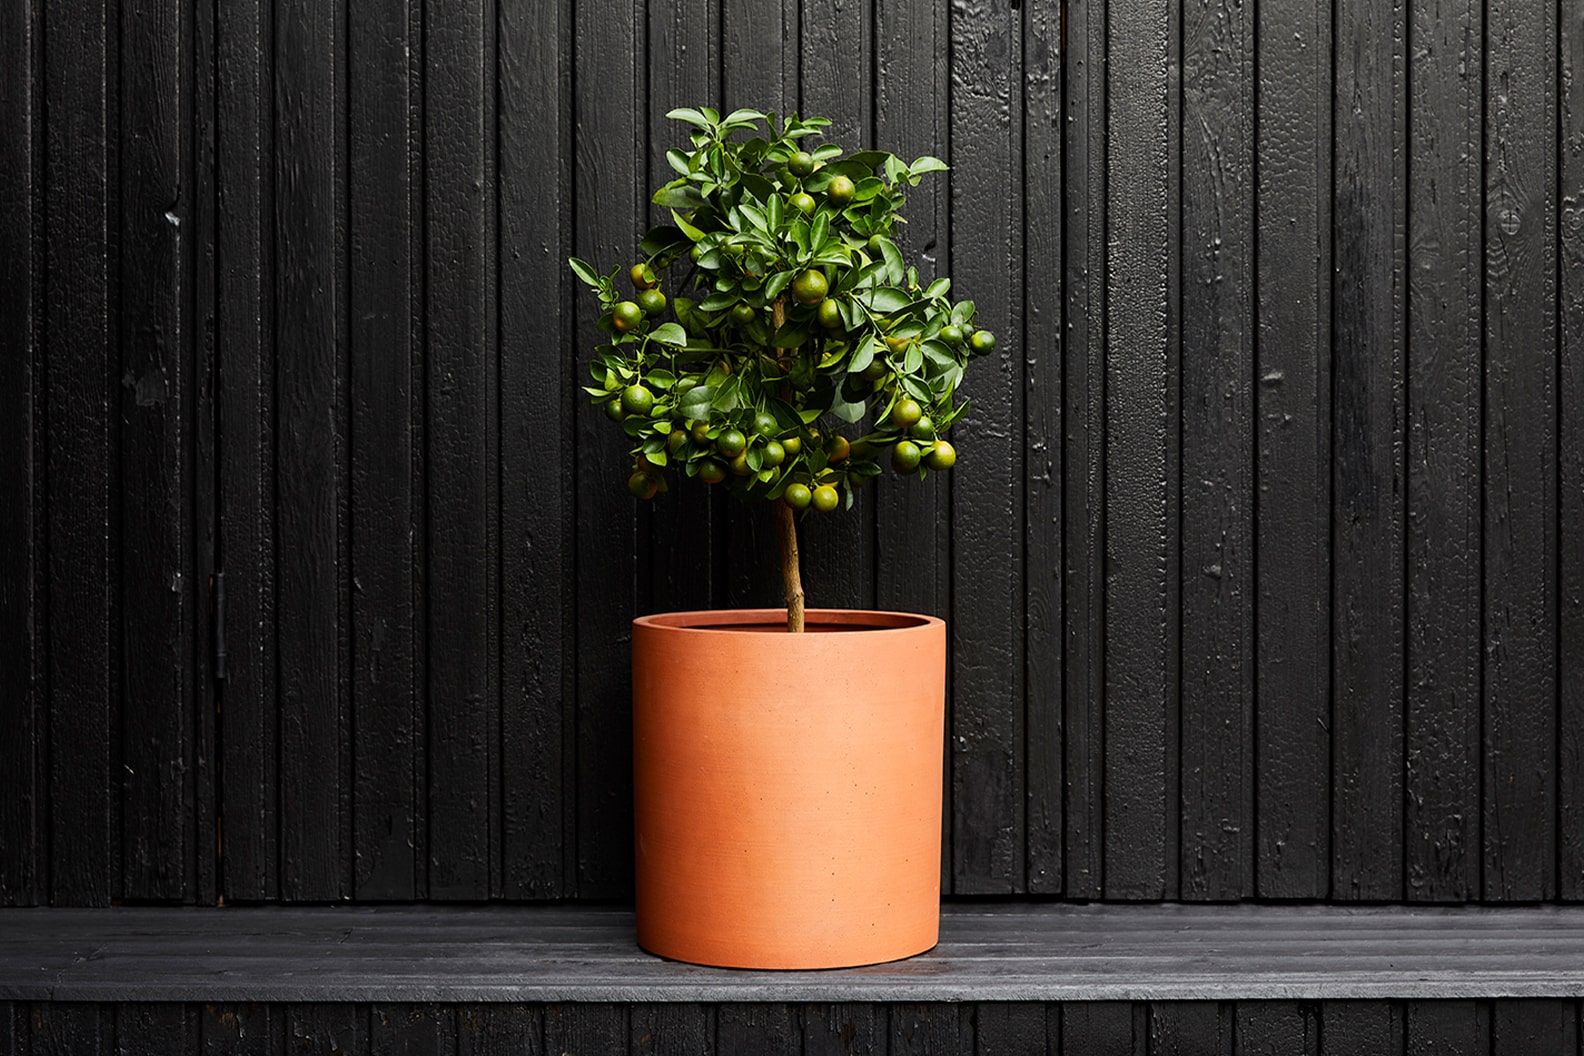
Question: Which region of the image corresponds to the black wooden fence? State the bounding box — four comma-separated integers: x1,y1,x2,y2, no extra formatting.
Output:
1,0,1580,906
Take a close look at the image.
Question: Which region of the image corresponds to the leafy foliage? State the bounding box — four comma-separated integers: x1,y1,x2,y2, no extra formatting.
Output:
571,106,993,512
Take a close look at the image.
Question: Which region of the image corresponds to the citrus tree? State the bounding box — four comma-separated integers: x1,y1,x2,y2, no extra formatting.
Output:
571,106,995,632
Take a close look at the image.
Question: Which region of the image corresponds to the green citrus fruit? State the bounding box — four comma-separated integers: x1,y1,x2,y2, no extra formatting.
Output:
667,430,687,454
827,175,856,205
885,334,911,354
731,303,757,325
762,440,786,467
789,191,816,215
969,329,997,354
605,399,624,421
788,150,816,177
730,452,753,477
925,439,956,470
781,435,802,457
698,459,727,485
910,415,935,440
752,411,778,437
627,471,658,499
892,439,922,472
690,421,711,444
812,484,840,512
817,298,843,329
621,384,654,416
689,244,703,262
784,482,812,510
827,435,851,463
862,360,887,382
890,398,922,429
791,269,829,305
611,301,643,332
636,288,667,315
939,324,964,346
630,263,657,289
717,429,747,458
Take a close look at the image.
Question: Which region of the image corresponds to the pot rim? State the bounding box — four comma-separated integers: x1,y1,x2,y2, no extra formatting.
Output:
633,607,943,635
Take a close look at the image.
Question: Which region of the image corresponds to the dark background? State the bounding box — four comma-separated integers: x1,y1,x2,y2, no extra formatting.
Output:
1,0,1580,907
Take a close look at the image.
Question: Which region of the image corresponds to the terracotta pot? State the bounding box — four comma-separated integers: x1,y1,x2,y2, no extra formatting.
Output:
632,608,946,969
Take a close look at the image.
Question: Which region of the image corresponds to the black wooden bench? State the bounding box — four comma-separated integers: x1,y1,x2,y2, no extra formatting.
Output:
2,904,1581,1052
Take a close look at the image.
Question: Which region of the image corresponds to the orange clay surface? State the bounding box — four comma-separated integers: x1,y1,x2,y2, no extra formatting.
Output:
632,609,946,970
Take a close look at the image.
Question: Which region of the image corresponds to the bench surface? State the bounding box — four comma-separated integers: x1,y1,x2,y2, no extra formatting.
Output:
1,903,1580,1003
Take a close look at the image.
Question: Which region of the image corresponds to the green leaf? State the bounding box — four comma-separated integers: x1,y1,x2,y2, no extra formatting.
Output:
698,291,737,311
764,270,793,301
847,336,878,374
722,107,768,126
653,181,705,209
909,155,949,176
772,326,809,349
667,107,713,129
678,385,715,420
648,322,688,347
861,287,913,313
829,397,867,423
810,212,830,252
670,209,707,241
925,276,952,299
903,342,923,373
876,237,905,284
568,257,602,289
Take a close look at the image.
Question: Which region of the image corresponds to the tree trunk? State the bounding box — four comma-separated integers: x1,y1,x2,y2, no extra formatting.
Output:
776,500,805,633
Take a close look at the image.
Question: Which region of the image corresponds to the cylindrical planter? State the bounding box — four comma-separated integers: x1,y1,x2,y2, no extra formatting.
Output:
632,608,946,970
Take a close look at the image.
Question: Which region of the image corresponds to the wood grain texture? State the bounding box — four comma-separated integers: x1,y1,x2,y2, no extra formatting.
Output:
950,0,1026,896
1491,1000,1577,1055
425,0,493,902
1565,0,1584,900
1406,1001,1489,1056
1104,0,1173,900
0,0,41,908
1179,0,1255,902
274,0,348,902
498,0,573,901
1149,1001,1232,1056
1235,1003,1317,1056
1059,1003,1144,1056
1254,0,1333,900
44,0,117,908
1063,0,1108,902
1406,0,1483,903
1483,0,1558,901
349,0,418,902
1331,0,1407,901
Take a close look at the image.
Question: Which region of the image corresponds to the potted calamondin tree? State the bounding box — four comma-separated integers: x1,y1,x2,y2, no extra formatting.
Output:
571,107,994,970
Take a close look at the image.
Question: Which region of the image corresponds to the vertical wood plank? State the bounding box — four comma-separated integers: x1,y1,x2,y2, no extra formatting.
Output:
120,0,194,903
30,1005,110,1056
796,0,876,616
1060,1003,1145,1056
1150,1002,1232,1056
630,1005,711,1056
545,1006,625,1056
457,1005,543,1056
1179,0,1256,902
349,0,418,902
1564,0,1584,899
275,0,348,902
874,0,954,893
286,1005,366,1055
950,0,1026,896
802,1004,881,1056
975,1003,1050,1056
1331,0,1408,901
1022,0,1065,897
200,1004,279,1056
116,1006,196,1056
1407,1001,1490,1056
1406,0,1483,902
1254,0,1333,900
371,1006,456,1056
1491,1001,1577,1056
1104,0,1174,900
1321,1002,1405,1056
1483,0,1558,901
888,1004,970,1056
1235,1003,1319,1056
0,0,42,907
426,0,494,901
572,0,643,901
499,0,573,901
716,1006,797,1056
45,0,117,908
644,0,721,618
215,0,277,902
